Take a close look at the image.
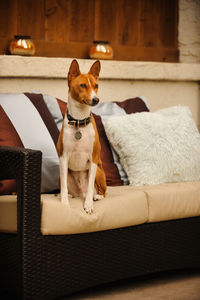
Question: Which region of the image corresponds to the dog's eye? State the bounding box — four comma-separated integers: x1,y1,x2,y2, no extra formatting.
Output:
80,83,87,89
95,84,98,89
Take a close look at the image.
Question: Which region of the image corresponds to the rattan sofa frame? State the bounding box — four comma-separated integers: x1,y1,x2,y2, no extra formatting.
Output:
0,146,200,300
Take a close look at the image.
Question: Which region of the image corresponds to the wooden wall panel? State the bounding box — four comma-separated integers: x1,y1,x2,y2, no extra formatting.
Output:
118,0,140,46
140,0,177,49
160,0,178,47
18,0,45,39
140,0,162,47
0,0,179,62
45,0,69,42
0,0,18,38
94,0,118,44
69,0,94,42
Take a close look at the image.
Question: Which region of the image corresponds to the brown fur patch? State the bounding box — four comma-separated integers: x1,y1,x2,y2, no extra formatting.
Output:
56,121,64,157
95,161,107,196
91,115,107,196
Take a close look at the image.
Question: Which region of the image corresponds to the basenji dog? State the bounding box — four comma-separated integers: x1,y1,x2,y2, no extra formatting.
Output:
57,59,106,213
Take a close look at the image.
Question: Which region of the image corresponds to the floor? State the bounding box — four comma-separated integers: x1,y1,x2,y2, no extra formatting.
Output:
66,270,200,300
1,270,199,299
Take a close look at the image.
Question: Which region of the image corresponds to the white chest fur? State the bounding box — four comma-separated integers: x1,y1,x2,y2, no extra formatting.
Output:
62,116,95,171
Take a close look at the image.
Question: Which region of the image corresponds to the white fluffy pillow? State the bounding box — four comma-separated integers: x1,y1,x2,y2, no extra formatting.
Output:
104,106,200,186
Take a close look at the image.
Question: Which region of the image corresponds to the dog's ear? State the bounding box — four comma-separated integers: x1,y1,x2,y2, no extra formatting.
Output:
68,59,80,86
88,60,101,80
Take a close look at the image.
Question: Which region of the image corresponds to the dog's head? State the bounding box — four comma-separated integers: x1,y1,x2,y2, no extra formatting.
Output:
68,59,100,107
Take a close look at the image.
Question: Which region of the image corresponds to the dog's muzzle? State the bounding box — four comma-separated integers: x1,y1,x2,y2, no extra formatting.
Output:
91,97,99,106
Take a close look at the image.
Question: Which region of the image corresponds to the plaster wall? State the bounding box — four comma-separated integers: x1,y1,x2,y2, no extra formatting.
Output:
179,0,200,63
0,56,199,128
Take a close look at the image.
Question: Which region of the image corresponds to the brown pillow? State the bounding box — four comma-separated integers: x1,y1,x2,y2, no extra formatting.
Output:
116,97,149,114
93,115,123,186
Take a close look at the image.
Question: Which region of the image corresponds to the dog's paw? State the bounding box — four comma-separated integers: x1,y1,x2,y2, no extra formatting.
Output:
94,194,104,201
84,201,93,214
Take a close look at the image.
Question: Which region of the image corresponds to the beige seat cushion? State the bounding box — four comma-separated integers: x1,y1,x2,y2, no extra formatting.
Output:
0,196,17,233
0,186,148,235
142,181,200,223
41,186,148,234
0,182,200,235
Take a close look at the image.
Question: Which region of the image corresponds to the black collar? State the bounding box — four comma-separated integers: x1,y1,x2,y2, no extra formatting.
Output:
67,111,91,128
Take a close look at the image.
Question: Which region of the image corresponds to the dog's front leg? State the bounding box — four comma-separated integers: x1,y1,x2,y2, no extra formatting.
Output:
84,162,97,214
60,154,70,207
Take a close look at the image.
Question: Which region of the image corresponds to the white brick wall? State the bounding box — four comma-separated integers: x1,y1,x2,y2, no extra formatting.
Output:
179,0,200,63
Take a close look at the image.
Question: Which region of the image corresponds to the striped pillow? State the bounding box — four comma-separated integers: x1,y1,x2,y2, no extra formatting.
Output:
0,93,60,194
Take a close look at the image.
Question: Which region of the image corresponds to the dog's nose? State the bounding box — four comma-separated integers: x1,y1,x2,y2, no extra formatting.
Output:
92,97,99,106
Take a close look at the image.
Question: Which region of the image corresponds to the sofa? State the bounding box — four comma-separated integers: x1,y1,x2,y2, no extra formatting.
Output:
0,92,200,300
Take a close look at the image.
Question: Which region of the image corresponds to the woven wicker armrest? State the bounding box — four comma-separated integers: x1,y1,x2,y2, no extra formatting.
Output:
0,146,42,234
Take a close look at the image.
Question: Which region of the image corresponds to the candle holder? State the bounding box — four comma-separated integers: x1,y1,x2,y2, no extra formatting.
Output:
9,35,35,56
89,41,113,60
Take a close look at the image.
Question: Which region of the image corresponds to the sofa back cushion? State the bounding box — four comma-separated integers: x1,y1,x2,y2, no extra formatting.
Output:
105,106,200,186
0,93,149,194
